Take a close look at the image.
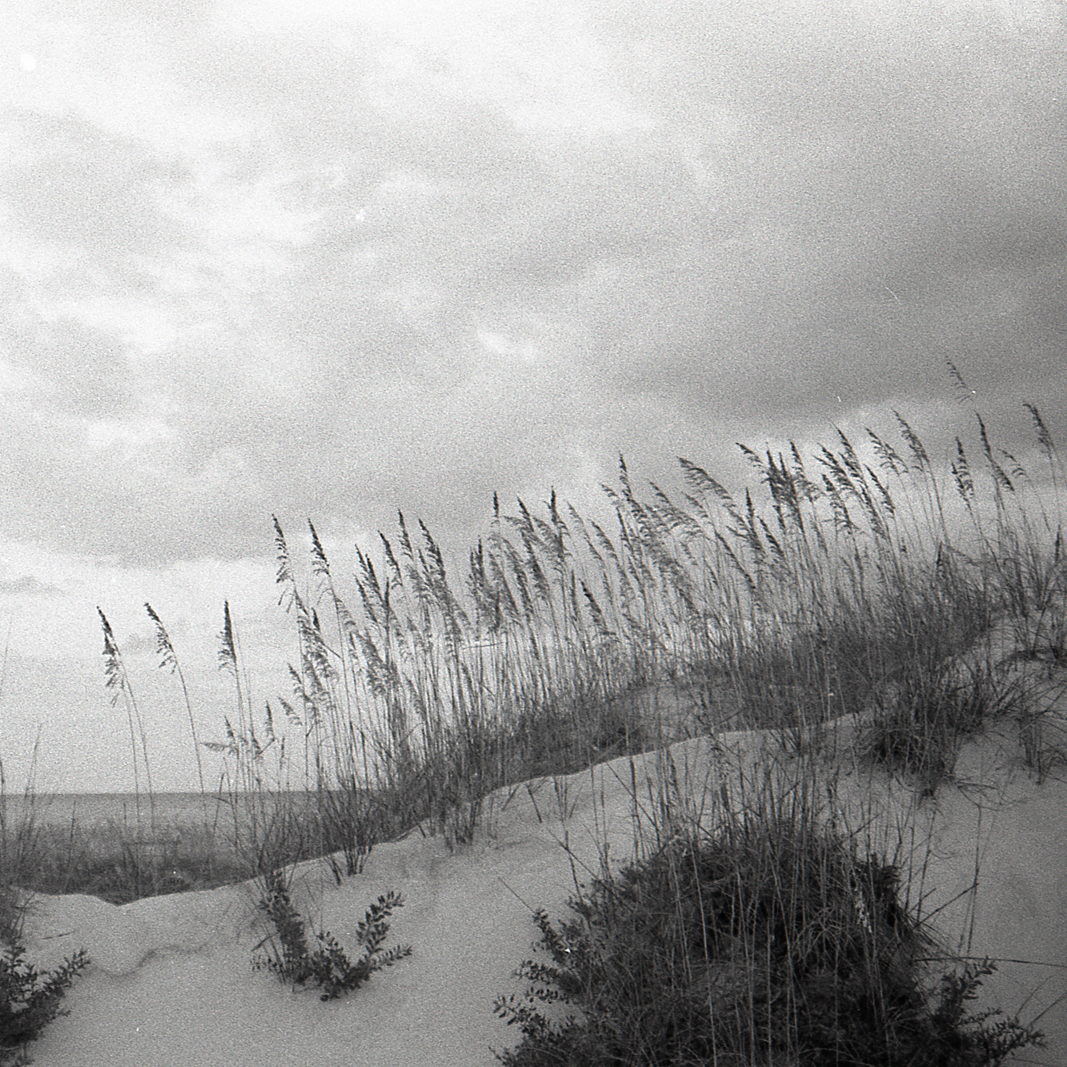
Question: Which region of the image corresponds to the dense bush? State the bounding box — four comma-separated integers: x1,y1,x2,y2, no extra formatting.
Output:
494,815,1044,1066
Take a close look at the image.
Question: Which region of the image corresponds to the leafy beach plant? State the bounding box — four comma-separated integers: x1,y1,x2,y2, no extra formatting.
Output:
252,871,411,1001
0,943,89,1066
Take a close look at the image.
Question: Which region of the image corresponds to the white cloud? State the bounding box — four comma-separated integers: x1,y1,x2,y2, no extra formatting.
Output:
0,355,30,393
85,416,172,455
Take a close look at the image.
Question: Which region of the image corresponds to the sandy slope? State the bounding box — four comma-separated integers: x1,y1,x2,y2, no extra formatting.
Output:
18,715,1067,1067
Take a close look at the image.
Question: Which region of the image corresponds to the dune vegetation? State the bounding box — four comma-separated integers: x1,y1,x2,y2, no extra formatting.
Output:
1,370,1065,1063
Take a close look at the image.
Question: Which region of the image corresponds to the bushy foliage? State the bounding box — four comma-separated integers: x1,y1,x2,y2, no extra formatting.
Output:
494,819,1045,1067
0,943,89,1065
931,960,1046,1066
252,874,411,1001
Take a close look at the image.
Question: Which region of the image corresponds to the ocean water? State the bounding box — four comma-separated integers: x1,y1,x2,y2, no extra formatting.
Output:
0,791,319,833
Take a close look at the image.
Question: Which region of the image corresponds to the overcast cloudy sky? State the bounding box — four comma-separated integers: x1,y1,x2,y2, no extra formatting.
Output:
1,0,1065,791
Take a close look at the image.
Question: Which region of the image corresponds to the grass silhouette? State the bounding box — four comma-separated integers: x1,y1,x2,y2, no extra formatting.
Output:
1,371,1063,1061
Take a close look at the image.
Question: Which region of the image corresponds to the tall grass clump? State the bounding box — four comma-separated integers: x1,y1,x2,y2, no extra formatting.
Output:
195,389,1066,886
201,600,324,880
258,502,667,864
73,382,1064,906
0,757,44,944
667,398,1065,790
493,767,1045,1066
97,609,155,832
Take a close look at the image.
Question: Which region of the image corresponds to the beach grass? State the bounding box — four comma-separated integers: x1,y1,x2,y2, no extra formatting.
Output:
1,380,1065,1060
6,392,1067,890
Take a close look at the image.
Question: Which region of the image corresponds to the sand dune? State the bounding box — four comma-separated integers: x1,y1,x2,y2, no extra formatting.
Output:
19,715,1067,1067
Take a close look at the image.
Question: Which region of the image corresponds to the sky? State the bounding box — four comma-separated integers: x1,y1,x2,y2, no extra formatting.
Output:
1,0,1066,792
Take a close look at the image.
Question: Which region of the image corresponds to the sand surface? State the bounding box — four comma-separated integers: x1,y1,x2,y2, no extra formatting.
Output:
17,701,1067,1067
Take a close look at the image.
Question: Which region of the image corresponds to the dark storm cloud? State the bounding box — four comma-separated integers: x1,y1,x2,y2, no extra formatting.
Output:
243,0,1067,552
3,315,134,418
0,109,185,257
556,1,1067,448
4,0,1067,574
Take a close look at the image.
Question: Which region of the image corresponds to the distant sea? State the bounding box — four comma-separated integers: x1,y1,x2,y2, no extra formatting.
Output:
0,792,320,832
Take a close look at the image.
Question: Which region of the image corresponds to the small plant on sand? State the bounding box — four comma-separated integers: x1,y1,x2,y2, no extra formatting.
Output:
0,943,89,1066
252,872,411,1001
493,813,1044,1067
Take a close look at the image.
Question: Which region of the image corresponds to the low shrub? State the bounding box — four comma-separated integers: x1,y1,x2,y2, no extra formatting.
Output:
0,943,89,1066
494,816,1044,1066
252,873,411,1001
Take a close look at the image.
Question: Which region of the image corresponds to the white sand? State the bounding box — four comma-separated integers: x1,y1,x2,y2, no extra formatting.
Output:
18,713,1067,1067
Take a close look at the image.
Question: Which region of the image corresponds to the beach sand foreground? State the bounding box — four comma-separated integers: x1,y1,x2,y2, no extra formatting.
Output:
17,712,1067,1067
